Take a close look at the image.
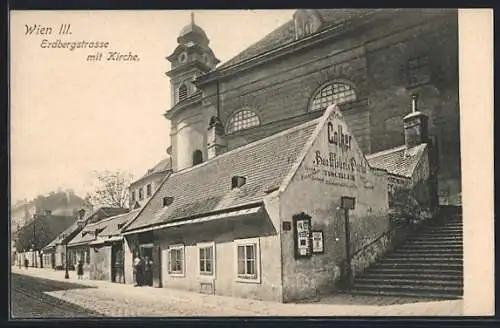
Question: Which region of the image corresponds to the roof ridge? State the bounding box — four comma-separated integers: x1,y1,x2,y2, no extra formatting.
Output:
172,117,321,178
405,144,428,177
365,145,407,159
89,211,132,226
278,104,339,193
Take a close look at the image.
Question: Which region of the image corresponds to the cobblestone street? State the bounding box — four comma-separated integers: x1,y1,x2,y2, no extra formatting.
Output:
11,267,463,317
11,273,104,319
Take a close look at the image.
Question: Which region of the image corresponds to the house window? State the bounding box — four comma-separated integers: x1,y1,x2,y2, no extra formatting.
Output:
86,251,90,264
138,188,144,201
163,196,174,207
131,191,136,202
192,150,203,165
178,84,188,102
146,184,152,197
198,242,215,276
407,55,430,86
235,237,261,283
309,81,357,112
226,109,261,134
168,245,184,276
231,176,247,189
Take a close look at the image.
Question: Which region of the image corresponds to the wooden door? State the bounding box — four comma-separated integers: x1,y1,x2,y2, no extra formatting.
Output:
152,245,162,288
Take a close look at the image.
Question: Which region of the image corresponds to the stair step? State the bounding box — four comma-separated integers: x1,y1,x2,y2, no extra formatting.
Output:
399,243,463,250
350,289,462,299
390,247,463,256
383,257,462,264
411,235,463,240
374,262,463,270
440,223,463,227
386,254,463,261
421,229,463,234
351,283,463,293
391,253,463,259
367,267,463,276
354,277,463,287
361,272,463,281
409,240,463,245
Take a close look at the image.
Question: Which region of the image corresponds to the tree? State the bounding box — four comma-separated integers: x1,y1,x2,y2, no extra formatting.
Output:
84,170,133,209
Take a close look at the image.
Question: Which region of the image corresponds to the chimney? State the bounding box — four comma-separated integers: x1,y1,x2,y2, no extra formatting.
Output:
403,94,428,149
207,116,227,160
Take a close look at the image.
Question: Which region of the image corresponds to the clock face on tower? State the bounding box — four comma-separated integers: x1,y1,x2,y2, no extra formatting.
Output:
178,52,188,63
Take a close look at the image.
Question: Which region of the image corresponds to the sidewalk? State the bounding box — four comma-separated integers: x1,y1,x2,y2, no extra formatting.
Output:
12,267,463,317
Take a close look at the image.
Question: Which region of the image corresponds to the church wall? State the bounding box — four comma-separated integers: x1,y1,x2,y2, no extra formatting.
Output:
203,11,459,203
170,104,210,171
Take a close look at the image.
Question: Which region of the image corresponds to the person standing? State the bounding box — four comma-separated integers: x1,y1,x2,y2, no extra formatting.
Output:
133,254,141,287
144,256,153,286
77,260,84,280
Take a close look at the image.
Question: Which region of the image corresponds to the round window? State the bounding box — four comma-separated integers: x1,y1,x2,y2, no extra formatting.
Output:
178,52,187,63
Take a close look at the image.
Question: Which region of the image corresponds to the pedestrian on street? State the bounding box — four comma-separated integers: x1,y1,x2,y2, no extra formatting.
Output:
138,256,145,286
144,256,152,286
133,254,142,287
24,257,29,269
77,260,84,280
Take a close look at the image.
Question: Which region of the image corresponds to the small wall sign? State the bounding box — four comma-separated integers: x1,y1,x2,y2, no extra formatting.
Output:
341,196,356,210
312,231,324,253
292,212,312,258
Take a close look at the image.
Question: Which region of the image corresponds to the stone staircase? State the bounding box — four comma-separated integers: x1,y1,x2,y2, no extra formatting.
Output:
350,206,463,299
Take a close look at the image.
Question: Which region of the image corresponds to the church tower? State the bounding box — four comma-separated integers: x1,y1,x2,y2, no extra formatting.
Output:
165,13,220,171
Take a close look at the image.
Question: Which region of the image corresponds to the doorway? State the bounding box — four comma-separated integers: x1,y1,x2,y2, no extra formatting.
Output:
139,244,161,287
111,243,124,283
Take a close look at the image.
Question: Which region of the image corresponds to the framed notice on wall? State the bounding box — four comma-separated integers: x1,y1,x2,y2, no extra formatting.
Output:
292,212,312,258
312,231,324,253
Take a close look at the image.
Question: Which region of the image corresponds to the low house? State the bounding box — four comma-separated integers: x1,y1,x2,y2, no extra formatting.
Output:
366,95,439,220
43,207,128,271
120,104,397,302
67,209,140,282
14,210,77,268
128,157,172,209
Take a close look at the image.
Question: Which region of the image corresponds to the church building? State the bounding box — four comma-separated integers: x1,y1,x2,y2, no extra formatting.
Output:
119,9,460,302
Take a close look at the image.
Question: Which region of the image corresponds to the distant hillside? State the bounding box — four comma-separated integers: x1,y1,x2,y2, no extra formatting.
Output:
14,212,77,252
11,190,88,232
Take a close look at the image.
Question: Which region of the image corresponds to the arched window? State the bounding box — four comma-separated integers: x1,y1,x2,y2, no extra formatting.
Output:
226,109,261,134
192,150,203,165
309,81,357,112
178,84,188,102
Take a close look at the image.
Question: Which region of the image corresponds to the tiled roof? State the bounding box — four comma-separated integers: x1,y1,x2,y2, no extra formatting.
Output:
68,209,140,246
131,157,172,185
43,207,128,249
102,209,140,236
124,119,320,232
217,9,373,70
366,144,427,178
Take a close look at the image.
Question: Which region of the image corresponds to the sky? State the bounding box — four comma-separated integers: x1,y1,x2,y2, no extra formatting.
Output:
10,10,295,203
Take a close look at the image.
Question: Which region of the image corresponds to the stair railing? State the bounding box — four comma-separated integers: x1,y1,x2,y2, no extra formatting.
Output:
343,211,431,287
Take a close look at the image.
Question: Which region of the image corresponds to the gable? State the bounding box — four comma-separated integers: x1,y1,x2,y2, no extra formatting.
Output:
281,104,382,192
293,9,323,39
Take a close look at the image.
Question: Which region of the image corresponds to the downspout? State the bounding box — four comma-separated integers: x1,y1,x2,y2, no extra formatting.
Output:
216,80,221,118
